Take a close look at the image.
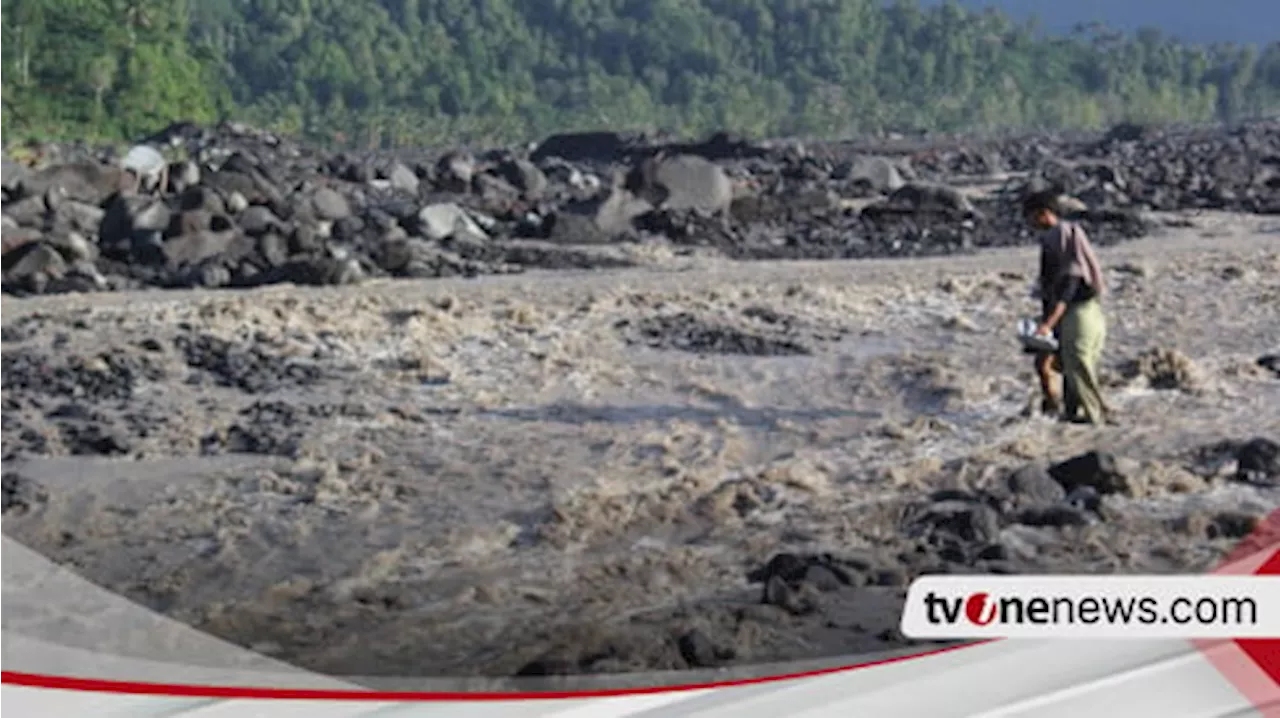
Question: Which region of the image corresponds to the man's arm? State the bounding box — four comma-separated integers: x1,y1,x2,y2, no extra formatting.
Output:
1037,275,1081,335
1037,301,1068,336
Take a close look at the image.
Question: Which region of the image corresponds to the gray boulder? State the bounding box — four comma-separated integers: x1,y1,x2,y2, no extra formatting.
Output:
1,224,42,255
311,187,352,221
532,131,632,164
19,162,129,205
2,160,30,196
237,205,284,237
416,203,488,241
54,200,107,236
162,230,245,269
120,144,168,192
840,155,907,193
387,163,420,194
627,154,734,219
45,232,97,263
496,159,549,199
99,194,172,248
169,160,202,193
546,186,652,244
3,242,67,288
436,151,476,192
4,195,48,227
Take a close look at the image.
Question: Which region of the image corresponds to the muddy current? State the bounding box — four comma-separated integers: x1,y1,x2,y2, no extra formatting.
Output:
2,219,1279,682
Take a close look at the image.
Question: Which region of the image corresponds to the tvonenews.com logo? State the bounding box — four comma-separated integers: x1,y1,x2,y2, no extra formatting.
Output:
900,577,1280,639
923,590,1257,627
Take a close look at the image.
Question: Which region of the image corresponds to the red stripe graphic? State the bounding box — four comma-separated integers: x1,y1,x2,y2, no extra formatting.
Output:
4,511,1276,703
1197,509,1280,717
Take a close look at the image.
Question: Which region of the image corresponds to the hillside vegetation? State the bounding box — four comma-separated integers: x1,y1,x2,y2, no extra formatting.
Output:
3,0,1279,147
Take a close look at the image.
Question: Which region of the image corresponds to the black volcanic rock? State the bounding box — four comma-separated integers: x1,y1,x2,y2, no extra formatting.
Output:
5,119,1278,296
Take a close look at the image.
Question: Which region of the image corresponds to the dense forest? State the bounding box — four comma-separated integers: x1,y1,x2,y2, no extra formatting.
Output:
3,0,1280,149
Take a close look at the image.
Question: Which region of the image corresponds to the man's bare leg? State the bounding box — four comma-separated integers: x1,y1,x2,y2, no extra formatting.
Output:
1035,353,1061,416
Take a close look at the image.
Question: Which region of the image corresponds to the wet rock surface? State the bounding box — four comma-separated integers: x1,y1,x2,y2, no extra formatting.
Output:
2,472,48,516
618,312,820,356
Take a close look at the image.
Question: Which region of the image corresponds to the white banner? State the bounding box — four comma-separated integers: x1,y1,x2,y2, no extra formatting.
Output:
900,576,1280,639
4,535,1277,716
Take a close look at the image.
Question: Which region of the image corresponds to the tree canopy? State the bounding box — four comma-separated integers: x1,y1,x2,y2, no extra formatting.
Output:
4,0,1279,147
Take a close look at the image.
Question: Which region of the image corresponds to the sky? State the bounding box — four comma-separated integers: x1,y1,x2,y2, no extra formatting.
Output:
920,0,1277,46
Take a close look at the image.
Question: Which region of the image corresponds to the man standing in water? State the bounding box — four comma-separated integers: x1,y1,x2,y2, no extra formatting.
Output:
1023,190,1112,425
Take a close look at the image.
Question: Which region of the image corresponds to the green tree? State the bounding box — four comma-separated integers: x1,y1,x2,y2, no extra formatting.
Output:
6,0,1280,147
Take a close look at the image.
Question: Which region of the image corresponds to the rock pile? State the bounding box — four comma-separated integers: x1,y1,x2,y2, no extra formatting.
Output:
4,120,1278,296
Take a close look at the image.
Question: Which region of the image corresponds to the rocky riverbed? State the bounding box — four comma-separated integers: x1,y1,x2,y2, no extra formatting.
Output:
3,120,1278,297
2,122,1279,682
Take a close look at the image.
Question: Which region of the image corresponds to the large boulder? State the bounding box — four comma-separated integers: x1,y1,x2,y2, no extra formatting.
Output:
416,203,489,242
386,162,421,194
532,131,636,164
2,242,68,293
178,186,228,215
545,187,652,245
0,222,42,255
3,195,49,227
1048,451,1132,495
203,169,282,209
162,230,248,269
670,130,767,161
495,159,548,199
44,231,97,264
839,155,907,193
1237,438,1279,485
99,193,173,249
120,144,168,192
52,200,107,236
17,162,131,205
435,151,477,193
626,154,734,216
310,187,352,221
168,160,202,193
237,205,286,237
2,159,31,197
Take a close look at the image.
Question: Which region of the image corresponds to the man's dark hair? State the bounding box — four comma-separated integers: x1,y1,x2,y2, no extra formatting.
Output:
1022,190,1061,217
